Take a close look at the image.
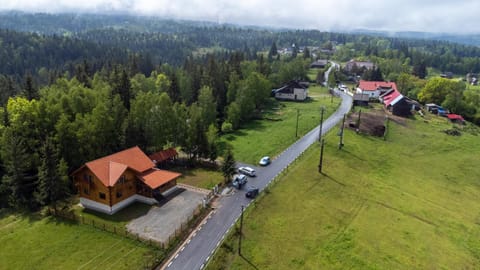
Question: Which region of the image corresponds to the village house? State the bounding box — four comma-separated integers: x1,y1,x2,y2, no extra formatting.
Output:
310,59,328,69
72,146,181,215
272,80,309,101
356,80,398,99
344,60,375,73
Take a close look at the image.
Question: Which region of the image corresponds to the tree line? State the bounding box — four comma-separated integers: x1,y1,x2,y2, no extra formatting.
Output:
0,49,310,211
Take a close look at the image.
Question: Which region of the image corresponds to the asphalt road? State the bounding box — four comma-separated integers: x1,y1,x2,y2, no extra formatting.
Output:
164,89,352,270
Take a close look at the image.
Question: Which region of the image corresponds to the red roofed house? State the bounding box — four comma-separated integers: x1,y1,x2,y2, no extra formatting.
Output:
72,146,181,214
357,80,398,99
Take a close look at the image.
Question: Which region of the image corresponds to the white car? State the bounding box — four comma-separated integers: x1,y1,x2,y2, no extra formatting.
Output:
259,156,271,166
238,166,256,177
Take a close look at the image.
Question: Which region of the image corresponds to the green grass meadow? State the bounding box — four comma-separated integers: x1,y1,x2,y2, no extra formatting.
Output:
0,211,159,270
208,116,480,269
176,167,224,189
221,85,340,164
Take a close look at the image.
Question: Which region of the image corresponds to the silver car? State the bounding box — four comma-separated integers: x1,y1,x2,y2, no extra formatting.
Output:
238,166,256,177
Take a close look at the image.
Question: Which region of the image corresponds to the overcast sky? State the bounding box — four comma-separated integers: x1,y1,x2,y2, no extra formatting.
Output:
1,0,479,33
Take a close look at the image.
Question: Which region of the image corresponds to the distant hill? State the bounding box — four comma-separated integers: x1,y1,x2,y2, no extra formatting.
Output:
350,29,480,46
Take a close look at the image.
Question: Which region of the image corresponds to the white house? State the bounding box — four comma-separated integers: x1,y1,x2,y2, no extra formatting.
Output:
356,80,398,100
272,81,308,101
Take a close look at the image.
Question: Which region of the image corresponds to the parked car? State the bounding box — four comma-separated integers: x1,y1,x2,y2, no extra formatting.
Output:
259,156,271,166
238,166,256,177
245,186,259,198
232,174,248,189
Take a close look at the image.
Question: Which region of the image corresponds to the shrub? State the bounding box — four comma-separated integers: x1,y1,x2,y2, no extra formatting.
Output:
221,122,233,133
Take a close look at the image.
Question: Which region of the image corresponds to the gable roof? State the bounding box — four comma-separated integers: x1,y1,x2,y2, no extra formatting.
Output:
358,80,398,92
84,146,154,187
149,148,178,164
273,80,307,94
139,169,182,189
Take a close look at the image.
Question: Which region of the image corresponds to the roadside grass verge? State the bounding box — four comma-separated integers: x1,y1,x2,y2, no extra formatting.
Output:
207,116,480,269
221,85,340,164
0,211,159,270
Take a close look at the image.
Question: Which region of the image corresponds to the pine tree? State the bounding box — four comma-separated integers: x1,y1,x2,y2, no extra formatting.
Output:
0,128,36,209
221,147,236,184
35,137,70,213
268,41,278,61
24,73,37,100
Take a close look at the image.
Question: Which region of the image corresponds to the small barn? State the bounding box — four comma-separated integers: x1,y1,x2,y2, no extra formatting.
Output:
149,148,178,168
353,93,370,106
380,89,412,117
272,80,309,101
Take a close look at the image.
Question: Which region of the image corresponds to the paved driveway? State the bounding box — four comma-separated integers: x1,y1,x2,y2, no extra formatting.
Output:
126,188,204,243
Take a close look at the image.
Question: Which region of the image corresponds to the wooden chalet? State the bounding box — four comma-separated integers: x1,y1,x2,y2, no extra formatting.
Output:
72,146,181,215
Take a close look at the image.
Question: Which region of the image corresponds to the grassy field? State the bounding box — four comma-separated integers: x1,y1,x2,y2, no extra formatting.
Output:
208,115,480,269
176,167,223,189
72,201,153,228
0,211,160,270
221,85,340,164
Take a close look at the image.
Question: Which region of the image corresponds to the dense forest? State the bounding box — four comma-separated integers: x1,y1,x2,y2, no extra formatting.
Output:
0,12,479,212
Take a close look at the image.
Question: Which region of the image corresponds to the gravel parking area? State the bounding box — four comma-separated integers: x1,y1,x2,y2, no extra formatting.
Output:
126,188,205,243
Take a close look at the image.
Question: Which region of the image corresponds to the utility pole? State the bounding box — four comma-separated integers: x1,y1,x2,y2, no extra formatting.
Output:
295,108,299,138
339,114,346,149
357,109,362,130
238,205,244,255
318,106,325,142
318,139,325,173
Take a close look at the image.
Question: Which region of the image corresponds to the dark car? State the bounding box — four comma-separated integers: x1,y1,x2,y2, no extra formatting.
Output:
245,186,259,198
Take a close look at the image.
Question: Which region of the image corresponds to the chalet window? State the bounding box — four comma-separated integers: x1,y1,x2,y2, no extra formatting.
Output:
119,175,126,184
99,192,106,200
116,191,122,198
83,187,89,195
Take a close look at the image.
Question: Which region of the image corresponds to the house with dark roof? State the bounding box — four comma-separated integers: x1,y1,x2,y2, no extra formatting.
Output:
72,146,181,214
272,80,309,101
310,59,328,69
353,93,370,106
357,80,398,99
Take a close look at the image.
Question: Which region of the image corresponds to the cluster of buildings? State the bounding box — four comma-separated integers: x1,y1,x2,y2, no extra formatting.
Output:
354,80,465,123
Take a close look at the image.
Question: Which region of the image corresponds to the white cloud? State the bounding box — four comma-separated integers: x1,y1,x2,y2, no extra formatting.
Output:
0,0,479,33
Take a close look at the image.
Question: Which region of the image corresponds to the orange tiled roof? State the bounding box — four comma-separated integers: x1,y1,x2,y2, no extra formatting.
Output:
139,169,181,189
85,146,154,187
149,148,178,163
358,80,398,92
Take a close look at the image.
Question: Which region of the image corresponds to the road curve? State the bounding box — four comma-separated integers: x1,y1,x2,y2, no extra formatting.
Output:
163,90,352,270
